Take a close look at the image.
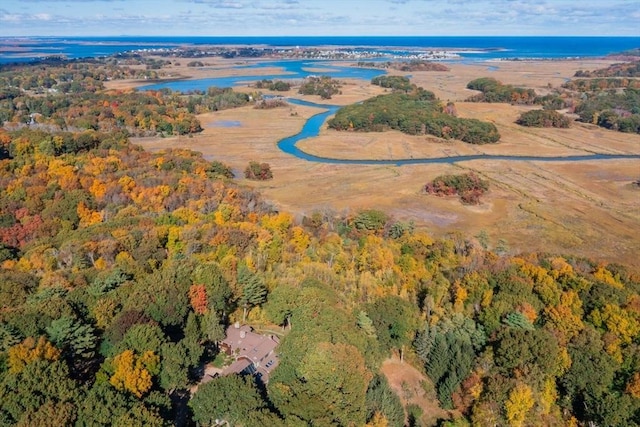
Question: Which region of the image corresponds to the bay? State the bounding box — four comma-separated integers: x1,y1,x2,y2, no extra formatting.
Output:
1,35,639,64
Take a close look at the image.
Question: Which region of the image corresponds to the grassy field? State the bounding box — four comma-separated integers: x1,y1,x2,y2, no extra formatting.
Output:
128,57,640,265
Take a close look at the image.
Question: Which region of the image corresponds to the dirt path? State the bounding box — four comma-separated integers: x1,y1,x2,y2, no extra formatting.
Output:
380,357,450,426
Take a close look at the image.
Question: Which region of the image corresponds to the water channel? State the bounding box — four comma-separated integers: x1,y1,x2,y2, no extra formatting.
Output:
141,62,640,166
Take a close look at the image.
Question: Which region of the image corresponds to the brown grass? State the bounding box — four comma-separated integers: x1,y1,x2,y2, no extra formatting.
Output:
381,356,449,426
131,57,640,265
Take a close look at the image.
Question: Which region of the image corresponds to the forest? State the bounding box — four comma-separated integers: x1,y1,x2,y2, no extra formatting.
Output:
0,58,639,427
0,123,639,426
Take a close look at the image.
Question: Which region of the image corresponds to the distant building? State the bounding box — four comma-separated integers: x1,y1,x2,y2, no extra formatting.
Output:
219,323,279,383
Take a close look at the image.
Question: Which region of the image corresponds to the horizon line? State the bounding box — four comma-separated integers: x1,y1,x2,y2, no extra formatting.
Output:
2,35,640,39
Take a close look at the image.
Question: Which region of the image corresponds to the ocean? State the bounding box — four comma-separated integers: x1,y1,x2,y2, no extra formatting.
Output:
1,36,639,64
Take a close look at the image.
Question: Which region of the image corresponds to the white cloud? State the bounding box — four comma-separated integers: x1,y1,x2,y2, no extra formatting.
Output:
2,0,639,36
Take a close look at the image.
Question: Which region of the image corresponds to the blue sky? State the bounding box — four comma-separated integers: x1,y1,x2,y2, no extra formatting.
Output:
1,0,639,37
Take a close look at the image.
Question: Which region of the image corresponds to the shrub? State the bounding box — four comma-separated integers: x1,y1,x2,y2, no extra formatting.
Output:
244,161,273,180
254,98,288,109
424,173,489,204
207,160,234,179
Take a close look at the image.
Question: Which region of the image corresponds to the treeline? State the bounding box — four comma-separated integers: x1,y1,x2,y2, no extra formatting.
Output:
574,88,640,133
562,78,640,92
0,87,253,137
0,57,171,95
574,61,640,78
467,74,640,135
466,77,537,104
357,60,449,72
328,89,501,144
0,127,639,426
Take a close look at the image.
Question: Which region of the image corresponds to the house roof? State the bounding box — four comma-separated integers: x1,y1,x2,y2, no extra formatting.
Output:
221,357,253,377
220,324,280,380
222,324,278,362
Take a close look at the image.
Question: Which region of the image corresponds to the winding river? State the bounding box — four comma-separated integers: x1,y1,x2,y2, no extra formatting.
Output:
142,62,640,166
280,99,640,165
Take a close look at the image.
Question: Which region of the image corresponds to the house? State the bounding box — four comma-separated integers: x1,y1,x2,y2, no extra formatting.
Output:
219,323,280,382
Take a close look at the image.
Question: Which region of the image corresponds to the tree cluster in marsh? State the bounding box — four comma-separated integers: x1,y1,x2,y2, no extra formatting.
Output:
561,61,640,134
466,77,537,104
298,76,342,99
328,88,501,144
357,60,450,72
424,172,490,205
573,88,640,133
255,79,292,92
516,109,572,128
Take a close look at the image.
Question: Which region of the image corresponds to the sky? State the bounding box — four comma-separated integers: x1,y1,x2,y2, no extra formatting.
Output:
1,0,639,37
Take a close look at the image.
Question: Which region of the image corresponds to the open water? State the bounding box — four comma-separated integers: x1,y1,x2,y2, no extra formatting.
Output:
1,36,639,64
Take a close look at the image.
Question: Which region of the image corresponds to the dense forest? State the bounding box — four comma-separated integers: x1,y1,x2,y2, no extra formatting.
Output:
0,124,639,426
0,86,253,137
0,60,261,137
0,58,639,427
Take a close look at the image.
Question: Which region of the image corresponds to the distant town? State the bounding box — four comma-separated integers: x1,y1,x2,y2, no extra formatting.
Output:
121,45,463,61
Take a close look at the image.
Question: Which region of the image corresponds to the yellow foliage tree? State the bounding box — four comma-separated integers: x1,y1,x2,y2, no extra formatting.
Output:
89,178,108,202
7,336,61,373
260,212,293,235
548,256,574,280
77,201,103,227
289,226,311,253
539,378,559,415
544,290,584,345
110,349,159,398
593,266,624,289
366,411,389,427
601,303,640,345
505,383,534,427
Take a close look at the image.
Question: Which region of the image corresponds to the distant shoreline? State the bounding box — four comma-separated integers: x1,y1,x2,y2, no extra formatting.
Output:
1,35,638,64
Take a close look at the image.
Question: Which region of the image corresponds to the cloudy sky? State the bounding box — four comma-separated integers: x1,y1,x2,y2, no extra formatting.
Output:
1,0,638,37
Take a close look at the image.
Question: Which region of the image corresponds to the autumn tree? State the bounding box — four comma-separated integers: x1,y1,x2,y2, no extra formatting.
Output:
504,383,534,427
109,349,159,398
7,336,61,374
